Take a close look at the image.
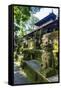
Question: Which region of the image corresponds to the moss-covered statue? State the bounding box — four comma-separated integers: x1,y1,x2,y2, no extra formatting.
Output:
41,34,55,69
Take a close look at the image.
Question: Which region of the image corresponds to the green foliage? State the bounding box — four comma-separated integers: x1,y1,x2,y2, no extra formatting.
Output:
46,68,57,77
14,6,40,36
14,6,31,24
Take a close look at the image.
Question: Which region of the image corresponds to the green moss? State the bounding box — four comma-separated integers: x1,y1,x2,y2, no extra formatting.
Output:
23,65,37,83
46,68,57,77
22,62,49,83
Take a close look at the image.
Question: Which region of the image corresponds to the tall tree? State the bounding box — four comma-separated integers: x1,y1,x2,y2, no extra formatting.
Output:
14,6,40,40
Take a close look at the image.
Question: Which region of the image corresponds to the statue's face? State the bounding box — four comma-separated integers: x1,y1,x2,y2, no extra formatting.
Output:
42,34,48,46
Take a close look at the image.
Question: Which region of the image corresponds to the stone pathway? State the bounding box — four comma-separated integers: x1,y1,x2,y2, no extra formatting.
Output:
14,63,31,85
48,74,58,82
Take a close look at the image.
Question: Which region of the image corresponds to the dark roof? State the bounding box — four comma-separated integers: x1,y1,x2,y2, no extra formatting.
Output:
35,13,56,26
23,19,58,38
